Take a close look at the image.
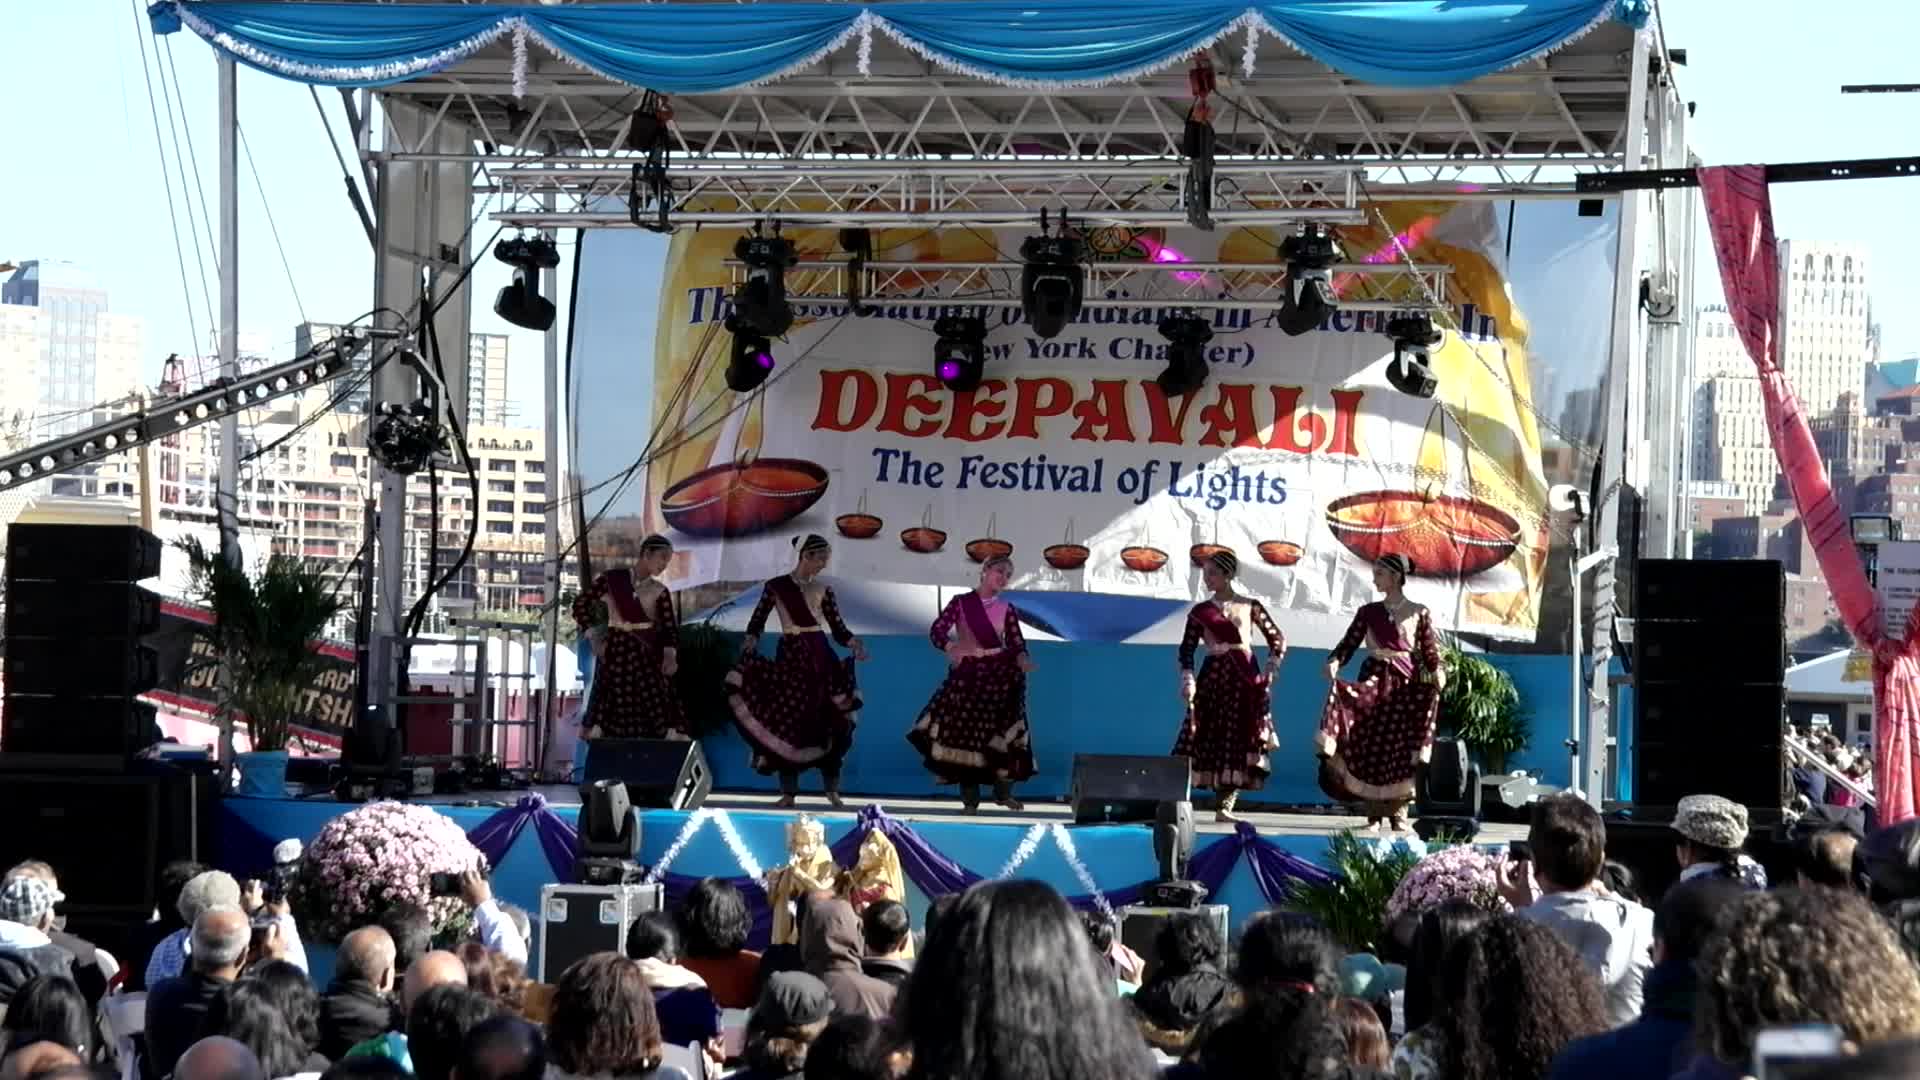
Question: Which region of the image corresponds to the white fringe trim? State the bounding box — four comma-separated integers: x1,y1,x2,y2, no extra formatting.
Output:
1245,0,1626,84
643,808,713,885
995,824,1049,879
511,20,529,99
867,12,1253,91
517,12,869,95
172,4,513,86
1237,11,1260,79
641,807,766,885
856,10,875,77
1052,823,1115,921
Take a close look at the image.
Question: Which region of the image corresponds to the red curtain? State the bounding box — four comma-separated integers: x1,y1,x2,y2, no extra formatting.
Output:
1698,165,1918,823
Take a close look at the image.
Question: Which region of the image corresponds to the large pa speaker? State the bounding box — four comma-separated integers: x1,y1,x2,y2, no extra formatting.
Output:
5,580,162,638
583,738,711,810
0,697,160,757
1633,558,1785,812
5,524,162,582
0,768,209,921
1070,754,1191,824
3,638,160,697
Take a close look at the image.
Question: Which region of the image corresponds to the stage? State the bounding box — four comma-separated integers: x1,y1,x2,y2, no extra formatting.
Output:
221,784,1524,982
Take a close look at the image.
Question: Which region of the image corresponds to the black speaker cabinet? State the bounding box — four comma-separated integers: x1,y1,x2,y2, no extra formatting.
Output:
583,738,712,810
5,523,161,582
1,697,160,757
4,580,162,638
2,638,159,697
0,767,209,922
1070,754,1191,824
1416,737,1482,817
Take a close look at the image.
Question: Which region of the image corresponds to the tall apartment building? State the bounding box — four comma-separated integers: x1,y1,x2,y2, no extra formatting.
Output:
468,334,512,427
1778,240,1872,419
1703,372,1775,513
1692,305,1755,491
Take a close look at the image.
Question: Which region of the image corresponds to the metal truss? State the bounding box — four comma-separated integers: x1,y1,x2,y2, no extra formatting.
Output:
733,258,1451,313
359,13,1647,228
0,348,355,492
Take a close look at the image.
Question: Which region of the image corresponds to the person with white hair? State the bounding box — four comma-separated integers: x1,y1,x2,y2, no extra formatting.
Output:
147,870,243,988
148,906,252,1079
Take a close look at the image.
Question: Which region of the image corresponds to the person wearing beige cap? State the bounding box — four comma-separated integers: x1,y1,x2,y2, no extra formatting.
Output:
1672,794,1769,889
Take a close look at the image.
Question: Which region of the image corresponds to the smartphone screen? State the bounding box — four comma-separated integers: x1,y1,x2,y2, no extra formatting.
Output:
1753,1024,1844,1080
1508,840,1533,862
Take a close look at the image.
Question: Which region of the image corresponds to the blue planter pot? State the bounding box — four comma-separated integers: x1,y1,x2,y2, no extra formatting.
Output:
235,750,290,798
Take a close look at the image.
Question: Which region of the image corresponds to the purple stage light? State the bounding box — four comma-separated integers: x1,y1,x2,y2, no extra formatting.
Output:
938,360,962,381
754,351,774,369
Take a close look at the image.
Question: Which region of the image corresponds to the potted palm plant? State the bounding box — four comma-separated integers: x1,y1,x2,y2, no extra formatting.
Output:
1438,645,1531,774
178,538,346,797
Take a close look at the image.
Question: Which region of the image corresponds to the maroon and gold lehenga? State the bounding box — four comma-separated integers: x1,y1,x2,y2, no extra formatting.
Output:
1172,597,1282,791
572,569,688,739
724,576,861,778
1316,600,1444,813
906,592,1037,786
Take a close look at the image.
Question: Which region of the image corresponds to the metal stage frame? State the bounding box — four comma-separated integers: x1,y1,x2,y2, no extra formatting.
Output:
179,2,1693,802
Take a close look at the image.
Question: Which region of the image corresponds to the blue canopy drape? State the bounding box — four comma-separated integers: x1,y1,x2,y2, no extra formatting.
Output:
150,1,1649,95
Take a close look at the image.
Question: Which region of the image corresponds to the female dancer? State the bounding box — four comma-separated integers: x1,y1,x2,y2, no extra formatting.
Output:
906,556,1036,812
1173,550,1284,822
1316,553,1446,831
727,534,869,808
572,534,688,740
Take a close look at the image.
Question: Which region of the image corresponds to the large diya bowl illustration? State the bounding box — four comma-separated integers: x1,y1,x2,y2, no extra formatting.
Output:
659,457,830,539
1257,540,1305,567
1325,490,1521,578
965,513,1013,564
1189,543,1231,568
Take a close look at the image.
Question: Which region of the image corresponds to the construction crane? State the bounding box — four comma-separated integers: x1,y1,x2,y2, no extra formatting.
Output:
1841,84,1920,94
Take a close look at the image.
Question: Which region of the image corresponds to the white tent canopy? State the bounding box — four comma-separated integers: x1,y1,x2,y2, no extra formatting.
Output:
407,637,581,692
1787,648,1870,703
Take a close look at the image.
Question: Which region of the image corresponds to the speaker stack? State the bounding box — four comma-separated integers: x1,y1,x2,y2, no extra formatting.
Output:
3,523,164,759
1632,558,1786,813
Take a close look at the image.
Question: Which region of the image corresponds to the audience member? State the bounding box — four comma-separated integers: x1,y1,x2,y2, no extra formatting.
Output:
1681,888,1920,1080
125,860,207,993
1499,794,1655,1026
1398,899,1490,1050
1332,997,1390,1072
0,1041,82,1080
452,873,528,968
175,1036,267,1080
407,985,500,1080
736,972,833,1080
1,975,90,1059
1170,913,1360,1080
1334,955,1399,1040
900,880,1157,1080
756,889,836,1001
202,977,320,1080
920,894,959,947
1799,827,1863,890
148,871,243,988
1420,917,1607,1080
625,913,722,1054
452,1016,544,1080
675,878,761,1009
403,952,469,1014
250,961,326,1071
1672,794,1769,888
1079,910,1125,995
800,899,896,1021
1862,818,1920,965
858,901,913,990
378,906,433,976
3,864,110,1007
148,905,252,1080
319,1057,409,1080
453,944,527,1017
1803,1037,1920,1080
318,927,400,1060
1549,876,1747,1080
1130,913,1231,1053
0,879,74,1004
545,953,691,1080
802,1013,894,1080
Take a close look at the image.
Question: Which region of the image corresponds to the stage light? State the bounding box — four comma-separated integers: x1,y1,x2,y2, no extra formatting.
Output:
1274,225,1340,337
1019,232,1085,340
575,779,641,884
732,229,798,337
932,312,988,393
1154,310,1215,398
1384,311,1443,398
723,316,775,393
369,399,449,475
492,235,561,331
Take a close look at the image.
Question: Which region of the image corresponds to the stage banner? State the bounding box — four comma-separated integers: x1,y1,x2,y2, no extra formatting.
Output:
591,203,1617,641
146,601,358,739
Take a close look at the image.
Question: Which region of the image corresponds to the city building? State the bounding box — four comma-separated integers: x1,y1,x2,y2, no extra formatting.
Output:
468,333,512,427
1778,240,1872,419
294,321,375,414
1691,305,1749,488
1686,480,1747,534
1809,392,1906,511
1702,372,1775,512
0,259,143,438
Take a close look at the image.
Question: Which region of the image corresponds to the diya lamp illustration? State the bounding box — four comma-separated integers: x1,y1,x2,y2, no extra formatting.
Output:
1256,540,1305,567
1042,519,1089,571
1323,406,1520,578
964,513,1013,564
901,505,948,554
658,451,830,538
1188,541,1231,568
835,490,883,539
1119,522,1169,574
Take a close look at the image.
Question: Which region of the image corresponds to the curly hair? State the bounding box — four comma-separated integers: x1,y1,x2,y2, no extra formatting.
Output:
455,942,529,1016
1436,916,1608,1080
547,953,663,1076
1154,913,1224,978
1696,887,1920,1065
678,877,752,957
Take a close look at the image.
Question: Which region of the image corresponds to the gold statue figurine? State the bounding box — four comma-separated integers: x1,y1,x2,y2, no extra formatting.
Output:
764,814,838,945
839,830,912,957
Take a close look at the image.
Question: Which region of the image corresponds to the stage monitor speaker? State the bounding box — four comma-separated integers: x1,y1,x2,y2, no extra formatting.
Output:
1071,754,1191,824
3,580,162,638
1,696,159,757
583,739,712,810
0,769,208,922
1634,558,1786,812
1117,903,1230,983
5,523,161,583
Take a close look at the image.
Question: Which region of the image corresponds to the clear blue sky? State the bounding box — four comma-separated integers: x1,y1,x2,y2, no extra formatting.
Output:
3,0,1916,430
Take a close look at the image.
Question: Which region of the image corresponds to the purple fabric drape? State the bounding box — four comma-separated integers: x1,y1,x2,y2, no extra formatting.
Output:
466,794,582,885
1234,821,1336,901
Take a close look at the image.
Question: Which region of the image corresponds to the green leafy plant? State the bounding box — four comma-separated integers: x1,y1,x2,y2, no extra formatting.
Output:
1439,646,1531,774
673,620,740,738
1283,831,1426,954
178,538,346,753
